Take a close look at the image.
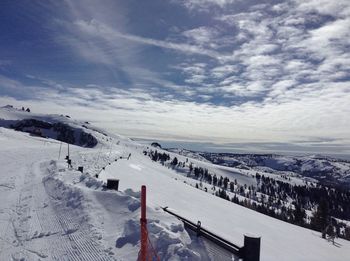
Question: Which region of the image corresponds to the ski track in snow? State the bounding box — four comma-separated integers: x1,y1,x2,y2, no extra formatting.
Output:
0,145,115,261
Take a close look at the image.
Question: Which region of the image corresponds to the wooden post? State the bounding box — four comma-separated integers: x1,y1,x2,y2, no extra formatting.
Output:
243,234,261,261
140,185,147,261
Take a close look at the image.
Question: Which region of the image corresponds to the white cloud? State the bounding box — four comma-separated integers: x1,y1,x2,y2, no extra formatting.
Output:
0,75,24,89
304,18,350,51
246,55,280,67
177,0,236,11
182,26,219,46
294,0,350,17
74,19,226,60
211,65,237,79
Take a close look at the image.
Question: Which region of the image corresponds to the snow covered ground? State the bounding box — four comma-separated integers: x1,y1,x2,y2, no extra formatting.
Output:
0,128,115,260
1,107,350,260
0,128,203,260
100,150,350,261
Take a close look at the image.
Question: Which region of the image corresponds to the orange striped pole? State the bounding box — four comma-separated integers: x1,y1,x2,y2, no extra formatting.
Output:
140,185,147,261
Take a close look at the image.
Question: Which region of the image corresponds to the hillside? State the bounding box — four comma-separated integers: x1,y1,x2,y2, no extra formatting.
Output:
0,106,349,260
199,152,350,186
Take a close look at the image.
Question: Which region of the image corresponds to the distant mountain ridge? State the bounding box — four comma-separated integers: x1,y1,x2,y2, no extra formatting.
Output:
164,148,350,187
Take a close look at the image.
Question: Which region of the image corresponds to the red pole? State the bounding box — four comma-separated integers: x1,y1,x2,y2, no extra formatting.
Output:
140,185,147,261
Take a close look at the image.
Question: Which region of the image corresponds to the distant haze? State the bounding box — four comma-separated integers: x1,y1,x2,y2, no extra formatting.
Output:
134,138,350,161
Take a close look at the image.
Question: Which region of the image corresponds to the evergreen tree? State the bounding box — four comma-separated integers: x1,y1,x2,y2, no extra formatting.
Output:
218,176,223,187
151,150,159,161
229,182,235,192
311,199,329,235
213,175,218,186
171,157,178,166
293,203,306,226
207,174,212,184
345,226,350,240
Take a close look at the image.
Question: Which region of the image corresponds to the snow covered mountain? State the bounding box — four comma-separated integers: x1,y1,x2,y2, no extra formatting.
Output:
204,153,350,186
166,148,350,187
0,105,126,147
166,147,211,163
1,105,350,261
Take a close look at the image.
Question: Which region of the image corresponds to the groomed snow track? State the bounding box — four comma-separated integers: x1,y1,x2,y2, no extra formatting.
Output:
0,147,115,261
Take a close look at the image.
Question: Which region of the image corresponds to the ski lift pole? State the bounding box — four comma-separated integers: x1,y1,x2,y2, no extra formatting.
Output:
140,185,148,261
58,142,62,160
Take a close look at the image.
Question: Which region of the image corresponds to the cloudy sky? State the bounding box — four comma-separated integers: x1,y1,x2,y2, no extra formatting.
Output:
0,0,350,156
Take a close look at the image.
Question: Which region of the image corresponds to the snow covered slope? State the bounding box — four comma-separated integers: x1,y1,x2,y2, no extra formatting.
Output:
100,151,350,261
199,152,350,186
0,105,129,148
1,107,350,260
